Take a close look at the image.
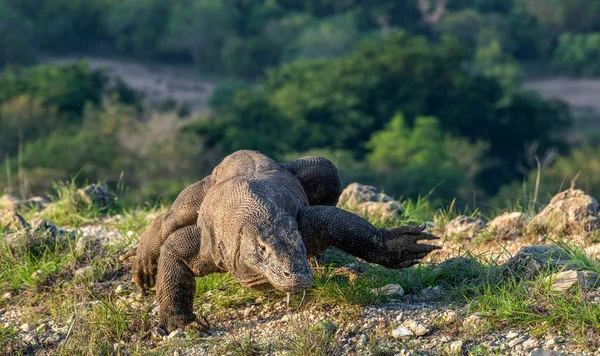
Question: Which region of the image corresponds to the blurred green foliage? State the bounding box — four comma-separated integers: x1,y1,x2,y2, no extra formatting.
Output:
552,33,600,76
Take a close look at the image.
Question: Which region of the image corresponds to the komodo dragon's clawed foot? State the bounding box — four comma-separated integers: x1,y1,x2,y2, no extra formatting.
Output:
159,314,210,334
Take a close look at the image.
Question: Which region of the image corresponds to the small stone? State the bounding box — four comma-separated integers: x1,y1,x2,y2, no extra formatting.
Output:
403,320,429,337
371,284,404,297
449,340,463,353
544,338,557,348
547,270,600,292
2,292,13,300
523,338,538,350
441,311,458,324
391,327,413,339
463,313,488,330
280,314,291,322
444,215,486,238
357,334,367,345
506,331,519,339
115,285,124,294
508,338,522,348
167,329,184,340
20,323,33,332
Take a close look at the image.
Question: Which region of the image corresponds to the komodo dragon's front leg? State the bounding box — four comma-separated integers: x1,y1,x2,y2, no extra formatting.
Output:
156,225,219,332
134,175,213,292
298,206,440,269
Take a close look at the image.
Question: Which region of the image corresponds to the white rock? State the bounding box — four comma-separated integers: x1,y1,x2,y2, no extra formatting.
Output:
167,329,184,340
547,270,600,292
391,327,413,339
523,338,538,350
506,331,519,339
441,310,458,324
371,284,404,297
402,320,429,336
463,313,488,330
449,340,463,353
508,338,522,348
20,323,33,332
2,292,13,300
544,338,557,347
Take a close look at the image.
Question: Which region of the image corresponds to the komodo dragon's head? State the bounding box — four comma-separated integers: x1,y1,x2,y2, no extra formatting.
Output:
237,210,313,294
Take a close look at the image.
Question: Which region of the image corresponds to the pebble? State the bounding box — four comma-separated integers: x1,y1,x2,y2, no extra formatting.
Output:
371,284,404,297
545,338,557,347
391,327,412,339
506,331,519,339
2,292,13,300
523,338,538,350
403,320,429,336
167,329,184,340
449,340,463,352
20,323,33,332
508,338,522,348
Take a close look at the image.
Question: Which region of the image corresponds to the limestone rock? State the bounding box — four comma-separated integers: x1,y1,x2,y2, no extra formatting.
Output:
371,284,404,297
337,183,403,221
449,340,463,353
529,189,600,237
391,327,412,339
500,245,574,281
547,270,600,292
0,195,49,210
402,320,429,336
488,212,530,239
585,244,600,260
0,208,30,231
444,215,486,239
462,313,489,330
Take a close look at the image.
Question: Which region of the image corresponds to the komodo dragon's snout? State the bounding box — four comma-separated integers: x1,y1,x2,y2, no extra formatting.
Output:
239,213,313,293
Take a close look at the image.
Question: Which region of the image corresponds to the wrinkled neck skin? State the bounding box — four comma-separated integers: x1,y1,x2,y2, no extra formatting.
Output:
199,150,312,293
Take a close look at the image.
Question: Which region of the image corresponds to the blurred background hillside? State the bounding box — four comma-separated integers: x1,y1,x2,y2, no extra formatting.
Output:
1,0,600,211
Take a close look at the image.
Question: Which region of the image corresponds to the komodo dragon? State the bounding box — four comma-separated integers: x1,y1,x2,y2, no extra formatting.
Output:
133,150,440,332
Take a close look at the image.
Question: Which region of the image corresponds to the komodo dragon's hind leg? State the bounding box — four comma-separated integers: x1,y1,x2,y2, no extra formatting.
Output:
281,156,343,206
156,225,219,332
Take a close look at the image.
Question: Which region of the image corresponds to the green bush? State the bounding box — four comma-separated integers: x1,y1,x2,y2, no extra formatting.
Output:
106,0,171,58
552,33,600,76
0,3,35,67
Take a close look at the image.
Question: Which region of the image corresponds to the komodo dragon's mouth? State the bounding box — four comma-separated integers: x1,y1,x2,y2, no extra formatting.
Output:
241,273,312,292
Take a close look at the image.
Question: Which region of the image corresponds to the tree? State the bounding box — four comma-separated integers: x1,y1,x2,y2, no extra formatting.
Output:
161,0,237,71
262,31,571,193
0,3,35,67
367,113,489,201
106,0,171,58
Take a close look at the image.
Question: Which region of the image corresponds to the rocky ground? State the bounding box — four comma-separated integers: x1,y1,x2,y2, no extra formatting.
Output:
1,183,600,355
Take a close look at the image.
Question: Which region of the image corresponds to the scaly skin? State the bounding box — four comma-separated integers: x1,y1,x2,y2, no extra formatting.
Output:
133,150,440,332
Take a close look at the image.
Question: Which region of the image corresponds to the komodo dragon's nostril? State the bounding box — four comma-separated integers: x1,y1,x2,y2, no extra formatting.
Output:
283,271,291,278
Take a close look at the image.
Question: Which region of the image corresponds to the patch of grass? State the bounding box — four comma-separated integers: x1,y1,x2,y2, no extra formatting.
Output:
463,245,600,350
0,323,24,355
222,329,267,356
277,319,340,355
39,180,118,227
0,230,81,291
